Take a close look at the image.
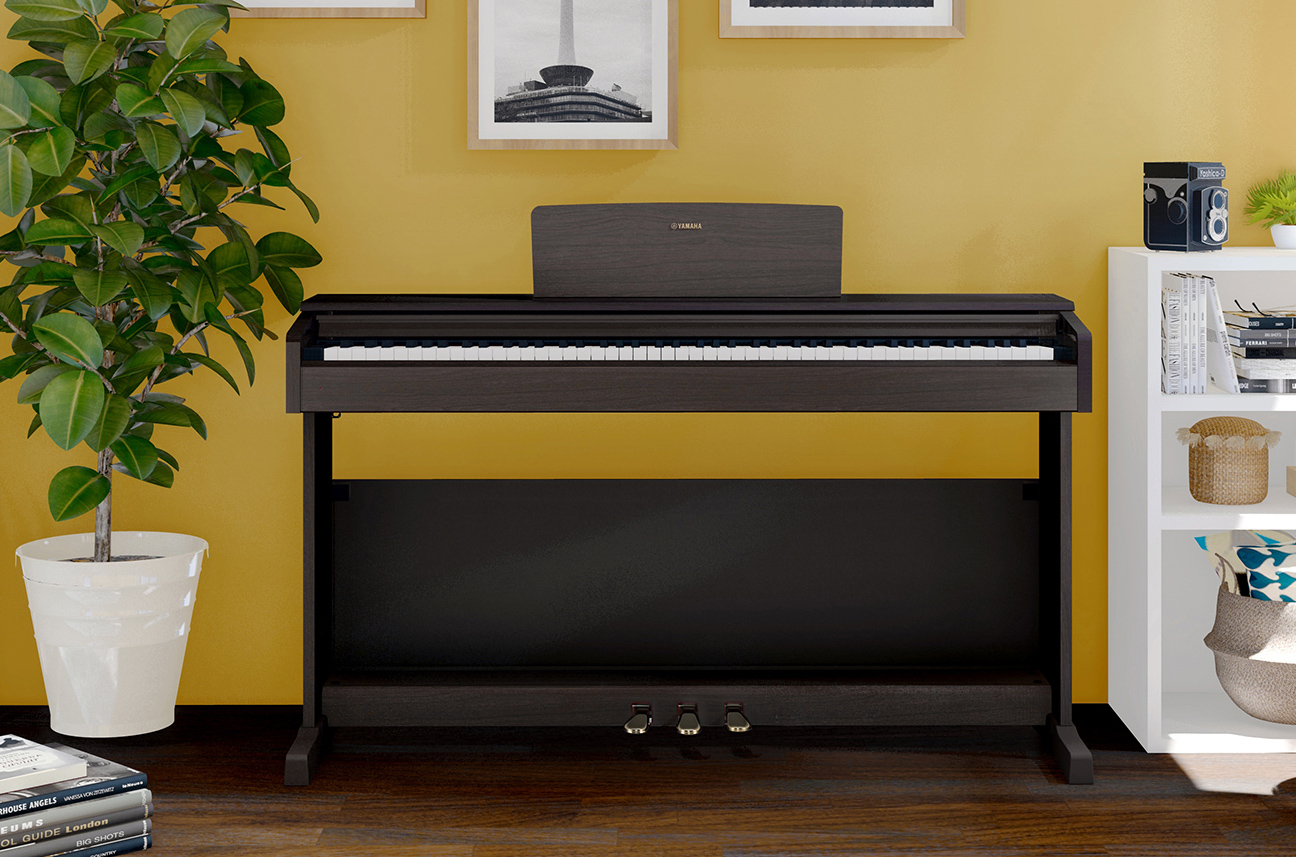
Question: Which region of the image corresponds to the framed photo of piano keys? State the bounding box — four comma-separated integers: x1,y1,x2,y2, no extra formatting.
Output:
720,0,965,39
469,0,678,150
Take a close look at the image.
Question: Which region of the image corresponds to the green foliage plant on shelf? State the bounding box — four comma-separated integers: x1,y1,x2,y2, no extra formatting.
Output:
0,0,320,562
1244,171,1296,229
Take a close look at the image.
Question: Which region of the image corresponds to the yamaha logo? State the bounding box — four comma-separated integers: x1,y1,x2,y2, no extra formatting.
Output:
670,222,702,230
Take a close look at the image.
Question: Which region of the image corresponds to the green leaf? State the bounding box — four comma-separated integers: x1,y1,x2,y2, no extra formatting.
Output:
238,79,284,127
174,267,216,323
0,352,38,380
40,367,105,450
146,51,180,94
137,401,206,438
5,0,84,21
110,434,160,480
16,362,74,404
63,39,116,86
41,193,92,230
25,217,91,245
189,351,238,393
263,264,303,314
256,232,321,268
59,80,114,130
173,55,243,78
233,148,256,187
32,312,103,368
126,270,172,320
97,162,155,201
154,446,179,471
27,411,41,437
289,182,320,224
48,465,109,521
102,12,164,40
0,145,33,217
28,156,83,208
86,392,131,452
164,8,226,61
74,0,106,14
254,125,290,170
207,241,255,289
88,221,144,257
24,126,74,176
115,82,164,118
13,76,60,128
0,69,33,129
72,267,128,306
142,458,173,488
117,343,164,376
160,88,206,137
233,333,254,385
8,15,97,45
135,123,181,172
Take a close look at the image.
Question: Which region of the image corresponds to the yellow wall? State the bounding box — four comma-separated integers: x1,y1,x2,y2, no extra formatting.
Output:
3,0,1294,705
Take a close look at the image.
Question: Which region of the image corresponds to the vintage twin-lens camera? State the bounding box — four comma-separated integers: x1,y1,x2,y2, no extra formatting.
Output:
1144,162,1228,252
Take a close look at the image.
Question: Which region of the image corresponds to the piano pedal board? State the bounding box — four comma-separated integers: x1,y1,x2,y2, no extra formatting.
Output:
623,703,752,735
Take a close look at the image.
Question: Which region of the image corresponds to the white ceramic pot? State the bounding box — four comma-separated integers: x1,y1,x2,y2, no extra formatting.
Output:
16,532,208,738
1271,224,1296,249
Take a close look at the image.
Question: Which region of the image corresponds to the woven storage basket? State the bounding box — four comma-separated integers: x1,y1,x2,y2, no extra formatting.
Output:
1177,416,1280,505
1203,583,1296,724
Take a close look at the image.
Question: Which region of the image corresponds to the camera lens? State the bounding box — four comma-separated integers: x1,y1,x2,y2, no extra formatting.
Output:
1211,189,1226,209
1168,198,1188,224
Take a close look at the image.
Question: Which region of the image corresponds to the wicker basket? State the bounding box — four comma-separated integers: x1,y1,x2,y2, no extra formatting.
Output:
1203,583,1296,724
1177,416,1280,505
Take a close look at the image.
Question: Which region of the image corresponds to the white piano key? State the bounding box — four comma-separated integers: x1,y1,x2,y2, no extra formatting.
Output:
392,346,408,361
898,347,915,360
407,346,424,361
485,345,503,361
1040,346,1054,360
970,345,986,360
504,346,521,361
616,346,631,360
448,345,464,361
324,346,341,361
954,346,971,360
716,346,732,361
702,346,717,361
361,346,377,361
1010,346,1029,360
774,345,790,360
827,345,845,360
909,346,929,360
755,346,773,361
460,345,478,361
1026,345,1047,360
785,346,801,361
815,346,831,360
662,346,675,361
634,346,649,361
991,346,1011,360
521,346,536,361
576,346,592,361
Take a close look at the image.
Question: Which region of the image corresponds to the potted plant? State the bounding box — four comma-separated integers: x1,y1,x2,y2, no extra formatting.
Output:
0,0,319,737
1243,171,1296,249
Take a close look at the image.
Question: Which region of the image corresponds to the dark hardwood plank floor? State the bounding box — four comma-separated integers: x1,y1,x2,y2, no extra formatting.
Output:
1,705,1293,856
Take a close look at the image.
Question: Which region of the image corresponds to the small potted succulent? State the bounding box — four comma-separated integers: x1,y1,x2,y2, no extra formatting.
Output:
0,0,319,736
1243,171,1296,249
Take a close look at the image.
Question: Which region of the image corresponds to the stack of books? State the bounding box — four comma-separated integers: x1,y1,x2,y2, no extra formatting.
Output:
0,736,152,857
1161,272,1219,394
1222,308,1296,393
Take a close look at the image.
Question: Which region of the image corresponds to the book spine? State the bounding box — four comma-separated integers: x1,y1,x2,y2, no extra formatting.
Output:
1204,277,1240,394
0,805,151,852
1227,329,1296,344
1196,277,1208,393
0,792,151,839
1,819,149,857
1162,279,1185,394
0,778,146,820
1237,377,1296,393
70,834,150,857
1222,313,1296,329
1185,275,1197,393
1231,346,1296,359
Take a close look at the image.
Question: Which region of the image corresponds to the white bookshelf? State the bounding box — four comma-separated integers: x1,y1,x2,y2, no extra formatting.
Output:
1109,246,1296,753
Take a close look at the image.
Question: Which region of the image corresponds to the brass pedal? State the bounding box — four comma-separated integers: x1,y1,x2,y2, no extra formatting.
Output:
623,705,651,734
724,704,750,733
676,705,701,736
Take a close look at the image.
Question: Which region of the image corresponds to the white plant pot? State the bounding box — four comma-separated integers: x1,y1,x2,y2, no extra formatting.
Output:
1272,224,1296,249
16,532,208,738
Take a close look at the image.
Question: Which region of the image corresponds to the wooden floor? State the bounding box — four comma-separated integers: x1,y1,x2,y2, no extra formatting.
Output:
1,705,1294,856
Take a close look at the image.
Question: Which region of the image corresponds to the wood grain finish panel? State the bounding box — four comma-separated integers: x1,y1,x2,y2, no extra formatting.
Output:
298,363,1079,413
531,203,842,298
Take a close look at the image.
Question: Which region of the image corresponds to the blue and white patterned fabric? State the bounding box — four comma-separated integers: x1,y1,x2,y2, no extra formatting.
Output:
1196,530,1296,601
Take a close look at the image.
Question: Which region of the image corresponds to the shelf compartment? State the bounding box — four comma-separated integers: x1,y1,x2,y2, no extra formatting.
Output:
1159,691,1296,753
1160,485,1296,529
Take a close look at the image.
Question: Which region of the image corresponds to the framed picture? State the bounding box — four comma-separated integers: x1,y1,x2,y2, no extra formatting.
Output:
720,0,965,39
469,0,678,150
234,0,425,18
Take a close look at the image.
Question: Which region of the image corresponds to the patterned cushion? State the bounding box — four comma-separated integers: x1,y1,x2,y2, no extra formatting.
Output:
1196,530,1296,601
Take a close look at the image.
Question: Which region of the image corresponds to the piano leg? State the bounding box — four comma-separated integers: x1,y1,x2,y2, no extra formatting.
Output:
1039,411,1093,784
286,411,334,786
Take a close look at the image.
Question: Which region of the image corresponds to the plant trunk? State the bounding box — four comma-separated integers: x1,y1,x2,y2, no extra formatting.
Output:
93,448,113,562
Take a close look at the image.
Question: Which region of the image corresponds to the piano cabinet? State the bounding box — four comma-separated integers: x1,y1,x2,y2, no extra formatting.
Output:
284,293,1093,786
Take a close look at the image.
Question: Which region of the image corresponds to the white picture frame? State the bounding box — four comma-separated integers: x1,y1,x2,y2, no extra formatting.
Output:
720,0,965,39
234,0,425,19
469,0,678,150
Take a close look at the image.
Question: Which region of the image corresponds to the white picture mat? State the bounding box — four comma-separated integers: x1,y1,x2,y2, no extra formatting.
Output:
241,0,417,6
476,0,671,141
730,0,952,27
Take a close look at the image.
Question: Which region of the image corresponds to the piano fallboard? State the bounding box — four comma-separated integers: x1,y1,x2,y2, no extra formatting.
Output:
287,293,1091,414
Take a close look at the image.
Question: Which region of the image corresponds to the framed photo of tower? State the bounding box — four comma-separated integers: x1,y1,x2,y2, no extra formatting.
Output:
469,0,678,150
720,0,965,39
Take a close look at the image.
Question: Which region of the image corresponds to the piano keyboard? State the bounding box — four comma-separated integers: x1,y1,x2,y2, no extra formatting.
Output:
309,339,1059,362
